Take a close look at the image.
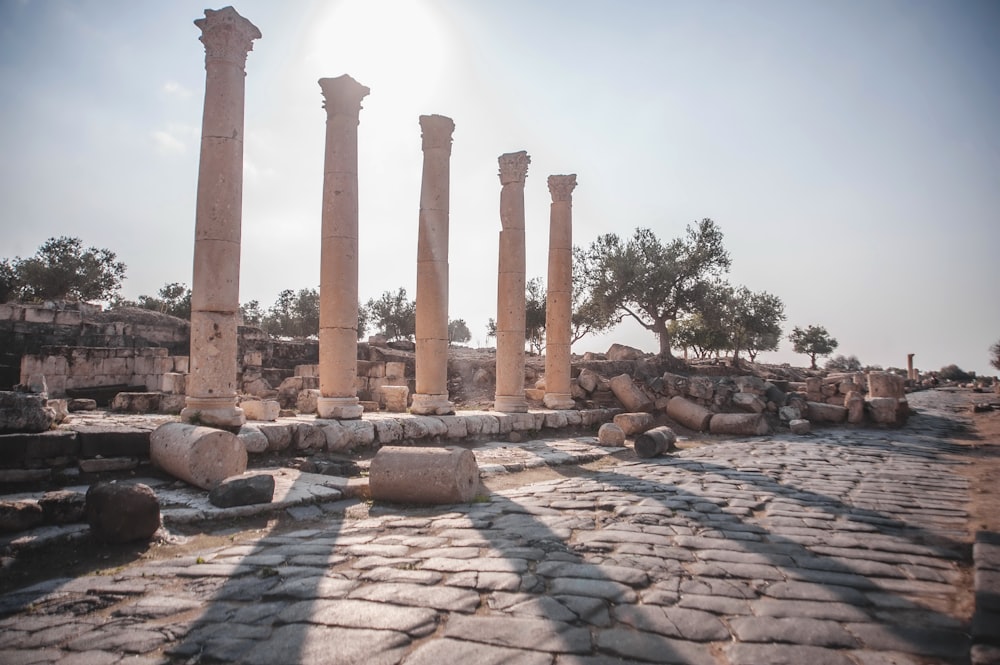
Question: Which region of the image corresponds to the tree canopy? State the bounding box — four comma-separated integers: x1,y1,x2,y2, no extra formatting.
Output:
576,220,731,356
1,236,126,303
991,339,1000,372
789,325,839,369
113,281,192,319
487,277,547,354
366,287,416,342
448,318,472,345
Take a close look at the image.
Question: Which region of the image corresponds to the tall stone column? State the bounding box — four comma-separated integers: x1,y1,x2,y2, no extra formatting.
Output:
411,115,456,415
543,174,577,410
316,75,369,420
494,151,531,413
907,353,916,381
182,7,261,429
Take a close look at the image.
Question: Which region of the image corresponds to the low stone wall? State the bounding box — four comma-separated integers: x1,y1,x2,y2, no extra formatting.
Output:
20,347,189,397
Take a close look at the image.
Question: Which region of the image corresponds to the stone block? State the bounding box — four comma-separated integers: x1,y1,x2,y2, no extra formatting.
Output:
598,423,626,447
24,307,55,324
661,372,689,397
613,412,655,436
0,500,44,533
634,426,677,458
159,394,186,414
845,391,865,424
320,422,350,451
577,368,599,393
173,356,190,374
805,377,822,394
296,388,320,414
868,372,905,399
39,490,85,524
257,423,293,451
666,396,713,432
339,419,376,447
436,416,469,439
732,393,766,413
0,391,55,434
606,343,643,361
543,411,568,429
150,423,247,490
734,376,767,395
687,376,715,400
243,350,263,367
68,398,97,412
293,423,326,450
867,397,902,425
0,430,79,465
380,385,409,413
779,405,801,422
369,446,479,504
806,401,848,423
364,362,385,378
385,361,406,380
710,412,770,436
161,372,186,395
110,392,161,414
294,364,318,377
238,425,269,454
79,457,138,473
374,418,405,443
609,374,653,412
209,474,275,508
242,399,280,422
74,425,150,458
524,388,545,402
86,481,160,543
789,419,811,435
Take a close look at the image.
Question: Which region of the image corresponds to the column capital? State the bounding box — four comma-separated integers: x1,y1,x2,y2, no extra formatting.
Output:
319,75,371,119
498,151,530,185
548,174,577,202
195,7,261,70
420,114,455,152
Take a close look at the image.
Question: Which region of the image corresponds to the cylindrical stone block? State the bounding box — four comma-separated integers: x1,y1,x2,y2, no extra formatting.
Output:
709,413,770,436
634,426,677,458
666,396,713,432
150,422,247,490
598,422,626,447
369,446,479,504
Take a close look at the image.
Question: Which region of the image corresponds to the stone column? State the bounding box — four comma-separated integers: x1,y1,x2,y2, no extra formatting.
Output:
316,75,369,420
411,115,456,415
907,353,916,381
182,7,261,430
494,151,531,413
543,174,577,410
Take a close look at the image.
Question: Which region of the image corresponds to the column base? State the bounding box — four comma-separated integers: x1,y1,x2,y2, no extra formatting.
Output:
494,394,529,413
410,393,455,415
181,397,245,430
317,396,364,420
543,393,576,410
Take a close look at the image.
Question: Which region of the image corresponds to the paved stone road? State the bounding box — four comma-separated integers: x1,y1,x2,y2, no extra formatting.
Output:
1,390,995,664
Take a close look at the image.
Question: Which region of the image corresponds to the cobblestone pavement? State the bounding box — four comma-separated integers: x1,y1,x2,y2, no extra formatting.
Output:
1,389,995,664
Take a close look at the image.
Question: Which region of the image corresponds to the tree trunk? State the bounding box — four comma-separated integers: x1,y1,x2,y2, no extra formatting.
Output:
654,321,673,358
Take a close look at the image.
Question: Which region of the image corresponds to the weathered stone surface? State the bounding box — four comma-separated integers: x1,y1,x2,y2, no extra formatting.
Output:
732,392,766,413
867,397,903,425
0,499,44,532
296,388,320,414
806,401,848,423
294,423,326,450
666,396,712,432
608,374,653,412
789,419,811,435
257,423,292,451
381,385,409,413
606,343,644,362
209,474,275,508
612,412,654,436
577,368,599,393
688,376,715,400
86,481,160,543
0,391,54,434
868,371,906,398
67,398,98,412
73,425,149,458
709,412,770,436
150,422,247,490
110,392,161,413
597,423,625,447
237,424,269,454
779,405,801,422
241,399,279,422
443,615,591,653
844,390,865,424
38,490,85,524
370,446,479,504
634,426,677,458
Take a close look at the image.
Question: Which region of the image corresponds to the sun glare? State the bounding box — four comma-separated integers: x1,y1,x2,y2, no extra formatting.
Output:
304,0,450,106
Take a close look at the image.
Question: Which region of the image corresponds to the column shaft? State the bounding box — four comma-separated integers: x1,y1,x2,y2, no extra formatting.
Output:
412,115,456,415
317,75,369,420
183,7,260,430
494,151,530,413
544,174,577,410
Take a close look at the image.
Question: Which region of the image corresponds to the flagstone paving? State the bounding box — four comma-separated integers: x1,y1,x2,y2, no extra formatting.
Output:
1,389,997,664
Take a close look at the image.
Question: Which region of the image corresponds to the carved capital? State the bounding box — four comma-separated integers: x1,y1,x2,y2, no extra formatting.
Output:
420,115,455,152
195,7,261,70
548,174,577,202
319,75,371,119
498,151,530,185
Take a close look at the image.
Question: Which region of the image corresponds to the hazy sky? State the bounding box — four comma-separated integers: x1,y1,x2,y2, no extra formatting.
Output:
1,0,998,375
